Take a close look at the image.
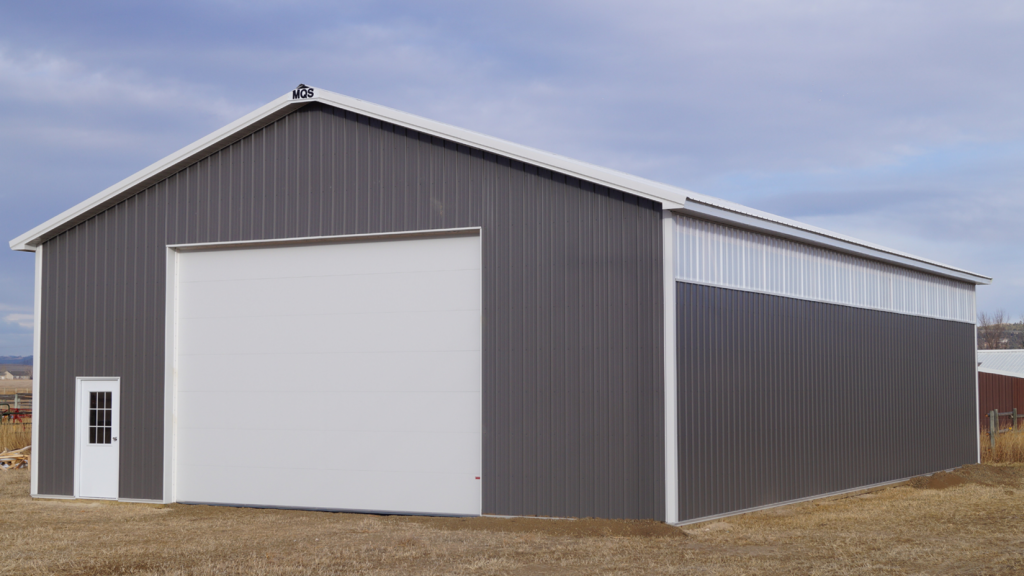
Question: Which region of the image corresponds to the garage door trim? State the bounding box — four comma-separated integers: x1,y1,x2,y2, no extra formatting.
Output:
161,227,483,506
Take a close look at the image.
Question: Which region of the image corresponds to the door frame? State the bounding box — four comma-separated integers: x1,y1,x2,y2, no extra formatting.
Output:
74,376,121,499
162,227,484,507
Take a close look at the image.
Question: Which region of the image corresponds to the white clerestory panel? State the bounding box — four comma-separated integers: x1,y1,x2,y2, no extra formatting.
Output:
673,214,976,323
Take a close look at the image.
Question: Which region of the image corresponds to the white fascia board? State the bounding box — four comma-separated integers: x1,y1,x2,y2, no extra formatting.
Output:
8,86,687,253
675,200,992,285
308,88,690,211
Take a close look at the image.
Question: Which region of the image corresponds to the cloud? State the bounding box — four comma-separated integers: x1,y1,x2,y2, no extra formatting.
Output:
6,1,1024,181
0,306,32,331
0,305,32,356
0,49,249,122
3,314,33,330
0,0,1022,319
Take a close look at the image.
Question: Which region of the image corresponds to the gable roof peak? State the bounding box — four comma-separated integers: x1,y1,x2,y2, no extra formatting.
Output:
8,86,991,285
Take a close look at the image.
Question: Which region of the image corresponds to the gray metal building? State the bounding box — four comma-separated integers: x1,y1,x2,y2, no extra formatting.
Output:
9,86,990,524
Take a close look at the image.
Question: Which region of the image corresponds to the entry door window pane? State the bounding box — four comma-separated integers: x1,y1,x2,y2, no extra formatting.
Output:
89,391,112,445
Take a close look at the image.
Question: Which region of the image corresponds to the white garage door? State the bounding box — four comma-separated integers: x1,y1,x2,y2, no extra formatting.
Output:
173,233,482,515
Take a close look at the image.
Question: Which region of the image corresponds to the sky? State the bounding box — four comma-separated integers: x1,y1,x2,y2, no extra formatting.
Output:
2,1,1023,355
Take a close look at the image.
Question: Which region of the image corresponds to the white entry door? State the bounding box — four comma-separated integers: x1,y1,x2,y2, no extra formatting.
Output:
173,233,482,515
77,378,120,499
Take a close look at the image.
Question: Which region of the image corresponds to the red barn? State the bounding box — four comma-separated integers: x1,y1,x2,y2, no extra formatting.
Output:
977,350,1024,429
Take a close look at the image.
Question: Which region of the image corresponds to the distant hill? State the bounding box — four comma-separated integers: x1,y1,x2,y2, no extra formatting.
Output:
0,356,31,366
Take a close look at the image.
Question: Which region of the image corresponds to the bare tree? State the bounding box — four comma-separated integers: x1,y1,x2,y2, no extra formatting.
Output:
1013,314,1024,349
977,310,1011,349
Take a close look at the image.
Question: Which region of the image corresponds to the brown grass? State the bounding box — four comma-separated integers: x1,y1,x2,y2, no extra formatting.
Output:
0,420,30,452
0,381,31,395
2,464,1024,575
981,429,1024,463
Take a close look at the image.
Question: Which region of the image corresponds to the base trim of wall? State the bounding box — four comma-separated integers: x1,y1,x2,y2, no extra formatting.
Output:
482,514,574,520
672,470,953,527
176,500,476,517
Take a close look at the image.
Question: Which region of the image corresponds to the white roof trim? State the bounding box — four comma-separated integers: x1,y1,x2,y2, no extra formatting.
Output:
977,350,1024,378
676,201,990,284
8,86,993,285
978,367,1024,379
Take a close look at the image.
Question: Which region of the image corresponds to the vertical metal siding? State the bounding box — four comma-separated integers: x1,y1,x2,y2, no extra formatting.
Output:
674,214,976,323
37,103,665,519
676,282,977,522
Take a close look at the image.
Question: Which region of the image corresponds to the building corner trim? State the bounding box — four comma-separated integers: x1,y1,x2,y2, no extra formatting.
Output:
975,342,982,464
30,245,42,496
662,212,679,524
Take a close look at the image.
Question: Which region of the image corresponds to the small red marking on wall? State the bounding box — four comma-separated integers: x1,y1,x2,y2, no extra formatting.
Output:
475,477,481,480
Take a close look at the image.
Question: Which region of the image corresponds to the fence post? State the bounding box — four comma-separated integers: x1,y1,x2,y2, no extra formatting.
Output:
990,410,998,451
13,393,18,410
1014,408,1019,431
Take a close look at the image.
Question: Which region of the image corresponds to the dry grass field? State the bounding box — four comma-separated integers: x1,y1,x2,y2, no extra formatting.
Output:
0,381,31,396
0,421,31,453
1,462,1023,576
0,384,32,454
983,429,1024,464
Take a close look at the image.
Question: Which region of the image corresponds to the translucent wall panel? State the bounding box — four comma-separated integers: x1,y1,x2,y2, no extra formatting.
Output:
673,214,975,323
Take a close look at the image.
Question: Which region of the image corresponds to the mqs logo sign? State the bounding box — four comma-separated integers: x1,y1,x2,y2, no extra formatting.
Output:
292,85,315,100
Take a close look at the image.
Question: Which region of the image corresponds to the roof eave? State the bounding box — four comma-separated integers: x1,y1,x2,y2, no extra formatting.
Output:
674,201,993,285
309,89,691,210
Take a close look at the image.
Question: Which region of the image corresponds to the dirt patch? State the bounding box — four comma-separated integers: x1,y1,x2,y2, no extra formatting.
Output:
680,521,737,536
958,463,1024,487
404,514,684,538
911,470,970,490
910,463,1023,490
